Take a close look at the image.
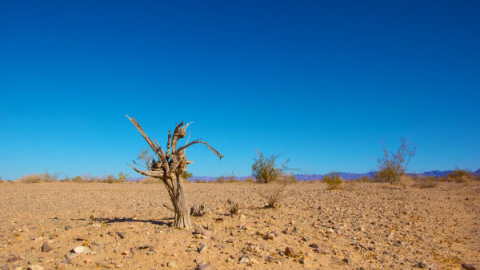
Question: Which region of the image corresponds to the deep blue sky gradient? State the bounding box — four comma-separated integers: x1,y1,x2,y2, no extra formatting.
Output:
1,1,479,180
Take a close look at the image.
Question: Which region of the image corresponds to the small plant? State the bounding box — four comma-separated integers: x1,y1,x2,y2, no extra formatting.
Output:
445,168,474,183
412,175,438,189
227,199,239,215
190,204,206,216
118,171,129,181
375,138,416,184
323,172,344,190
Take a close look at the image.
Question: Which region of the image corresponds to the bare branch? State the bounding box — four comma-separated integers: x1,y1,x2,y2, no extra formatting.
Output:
127,163,165,178
175,140,224,159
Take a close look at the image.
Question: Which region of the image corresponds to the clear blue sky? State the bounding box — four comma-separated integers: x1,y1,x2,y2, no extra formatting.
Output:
1,0,479,180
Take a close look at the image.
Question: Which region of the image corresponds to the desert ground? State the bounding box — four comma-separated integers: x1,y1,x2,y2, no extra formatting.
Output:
0,181,479,270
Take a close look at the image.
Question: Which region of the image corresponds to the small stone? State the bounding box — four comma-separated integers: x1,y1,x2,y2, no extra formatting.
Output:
263,233,275,240
84,259,93,264
121,250,130,256
115,264,124,268
225,238,234,243
332,225,340,230
41,241,52,252
167,261,176,268
214,243,225,249
299,257,305,264
198,243,208,253
326,228,335,234
239,255,250,263
116,232,126,239
91,223,102,228
73,246,92,254
27,265,44,270
6,256,22,263
285,247,295,258
315,248,330,255
64,225,73,231
461,263,476,270
309,243,319,249
414,261,427,268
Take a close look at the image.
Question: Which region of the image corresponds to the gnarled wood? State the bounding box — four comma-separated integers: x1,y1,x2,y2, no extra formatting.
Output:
126,115,222,229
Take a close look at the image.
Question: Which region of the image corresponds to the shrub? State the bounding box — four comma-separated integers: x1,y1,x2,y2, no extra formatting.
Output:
375,138,416,184
17,174,42,183
412,175,438,189
252,151,289,183
445,168,474,183
323,172,344,190
259,181,289,208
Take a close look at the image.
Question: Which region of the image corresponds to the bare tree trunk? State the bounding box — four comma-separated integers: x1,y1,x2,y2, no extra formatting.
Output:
172,175,191,229
126,116,222,230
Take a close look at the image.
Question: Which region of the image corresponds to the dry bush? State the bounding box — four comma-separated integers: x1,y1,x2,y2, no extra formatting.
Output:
190,204,206,216
445,168,474,183
142,177,161,184
17,174,42,183
412,175,438,189
216,172,237,183
376,138,416,184
258,181,290,208
243,177,255,183
323,172,344,190
227,199,240,215
358,175,374,182
397,175,415,189
252,150,289,183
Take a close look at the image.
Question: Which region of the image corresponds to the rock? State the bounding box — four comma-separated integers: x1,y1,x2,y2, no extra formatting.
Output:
196,264,216,270
285,247,295,257
121,250,130,256
198,243,208,253
116,232,126,239
315,248,330,255
167,261,176,268
214,243,225,249
73,246,92,254
225,238,234,243
91,223,102,228
263,233,274,240
239,255,250,263
414,261,427,268
462,263,477,270
27,265,44,270
332,225,340,230
64,225,73,231
41,241,52,252
309,243,319,249
326,228,335,234
299,257,306,264
6,256,22,263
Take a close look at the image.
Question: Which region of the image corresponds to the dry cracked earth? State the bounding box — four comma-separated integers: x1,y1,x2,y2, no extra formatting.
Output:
0,181,479,270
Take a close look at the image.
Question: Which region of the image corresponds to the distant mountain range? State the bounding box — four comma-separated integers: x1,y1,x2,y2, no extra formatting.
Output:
187,169,480,182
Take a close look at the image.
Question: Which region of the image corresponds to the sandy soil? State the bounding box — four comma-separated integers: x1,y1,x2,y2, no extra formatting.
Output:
0,181,479,270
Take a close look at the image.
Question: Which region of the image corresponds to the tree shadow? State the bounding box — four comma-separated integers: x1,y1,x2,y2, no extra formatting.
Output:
93,217,172,227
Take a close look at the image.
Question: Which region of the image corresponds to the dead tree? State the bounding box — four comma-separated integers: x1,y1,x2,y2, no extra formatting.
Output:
126,115,223,229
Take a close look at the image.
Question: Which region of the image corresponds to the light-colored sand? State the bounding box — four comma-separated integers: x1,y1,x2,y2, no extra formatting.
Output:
0,182,479,269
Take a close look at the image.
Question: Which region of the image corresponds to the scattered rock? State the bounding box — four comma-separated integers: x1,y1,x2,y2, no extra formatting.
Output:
27,265,44,270
309,243,319,249
214,243,225,249
462,263,477,270
198,243,208,253
239,255,250,263
413,261,427,268
73,246,92,254
64,225,72,231
167,261,176,268
285,247,295,257
6,256,22,263
116,232,126,239
326,228,335,234
41,241,52,252
315,248,330,255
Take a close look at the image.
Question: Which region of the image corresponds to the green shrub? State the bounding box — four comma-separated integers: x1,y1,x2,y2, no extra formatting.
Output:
252,151,289,183
323,172,344,190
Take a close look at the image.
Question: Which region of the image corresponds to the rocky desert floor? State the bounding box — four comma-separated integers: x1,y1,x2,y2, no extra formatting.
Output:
0,181,479,270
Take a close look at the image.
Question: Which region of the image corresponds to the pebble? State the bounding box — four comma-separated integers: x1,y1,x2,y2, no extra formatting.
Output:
73,246,92,254
326,228,335,234
167,261,176,268
41,241,52,252
285,247,295,257
461,263,477,270
315,248,331,254
27,265,44,270
309,243,319,248
198,243,208,253
239,255,250,263
64,225,73,231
